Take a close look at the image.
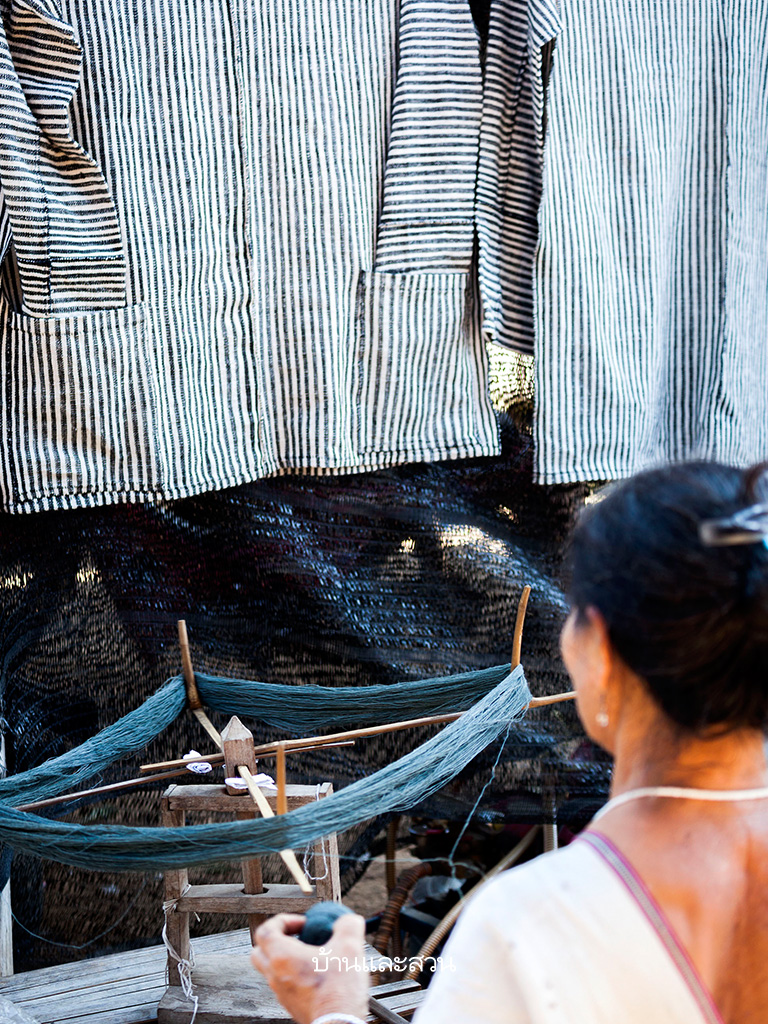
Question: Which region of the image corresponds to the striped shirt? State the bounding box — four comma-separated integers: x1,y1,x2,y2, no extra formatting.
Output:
0,0,557,514
535,0,768,483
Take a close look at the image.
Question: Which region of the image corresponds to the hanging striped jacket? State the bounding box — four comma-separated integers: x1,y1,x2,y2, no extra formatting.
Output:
0,0,558,513
535,0,768,483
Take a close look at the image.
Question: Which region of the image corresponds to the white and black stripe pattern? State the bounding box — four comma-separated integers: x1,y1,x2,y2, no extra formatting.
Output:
0,0,549,513
476,0,560,355
535,0,768,483
1,303,159,505
0,0,126,314
374,0,482,274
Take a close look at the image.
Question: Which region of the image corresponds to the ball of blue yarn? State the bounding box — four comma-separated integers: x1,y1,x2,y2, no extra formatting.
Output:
299,902,355,945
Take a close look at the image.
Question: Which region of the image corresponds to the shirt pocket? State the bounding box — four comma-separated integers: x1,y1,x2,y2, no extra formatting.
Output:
373,0,483,274
0,302,161,513
0,0,127,316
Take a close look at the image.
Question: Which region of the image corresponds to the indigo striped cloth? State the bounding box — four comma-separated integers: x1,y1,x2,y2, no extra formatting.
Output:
535,0,768,484
0,0,556,514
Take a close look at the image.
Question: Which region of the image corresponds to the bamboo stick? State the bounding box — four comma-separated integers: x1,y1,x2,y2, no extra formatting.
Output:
14,741,356,813
237,766,313,893
511,586,532,669
16,769,198,812
528,691,577,708
178,620,223,750
17,688,578,816
141,689,579,774
276,742,288,816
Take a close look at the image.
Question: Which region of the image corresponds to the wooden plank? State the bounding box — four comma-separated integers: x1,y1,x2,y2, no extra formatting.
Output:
165,782,331,813
14,974,166,1022
0,954,161,998
368,980,421,998
366,990,426,1022
0,994,39,1023
52,1009,157,1024
1,964,165,1004
0,931,255,1003
177,882,318,914
158,955,423,1024
0,930,255,999
22,981,166,1019
0,932,390,1024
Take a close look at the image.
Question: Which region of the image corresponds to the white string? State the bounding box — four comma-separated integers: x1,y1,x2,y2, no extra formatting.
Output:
446,722,513,882
8,878,149,950
592,784,768,822
162,889,199,1024
303,784,329,883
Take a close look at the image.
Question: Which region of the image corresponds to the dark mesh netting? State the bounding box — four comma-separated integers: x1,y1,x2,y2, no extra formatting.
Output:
0,348,610,970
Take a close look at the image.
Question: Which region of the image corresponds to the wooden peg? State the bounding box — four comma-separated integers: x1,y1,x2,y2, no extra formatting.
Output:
276,742,288,816
511,585,532,670
222,716,259,796
178,620,223,750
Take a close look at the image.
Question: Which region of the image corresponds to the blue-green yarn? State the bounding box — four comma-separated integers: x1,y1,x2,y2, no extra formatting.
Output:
196,663,511,733
0,667,531,872
0,676,187,806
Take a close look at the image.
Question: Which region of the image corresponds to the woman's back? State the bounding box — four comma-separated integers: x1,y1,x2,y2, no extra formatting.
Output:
597,800,768,1024
412,826,757,1024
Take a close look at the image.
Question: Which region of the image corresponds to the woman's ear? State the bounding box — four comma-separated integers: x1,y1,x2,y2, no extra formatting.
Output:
581,605,615,688
562,605,614,690
561,605,622,748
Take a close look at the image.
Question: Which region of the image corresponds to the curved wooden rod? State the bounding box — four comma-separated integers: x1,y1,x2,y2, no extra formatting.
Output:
511,585,532,669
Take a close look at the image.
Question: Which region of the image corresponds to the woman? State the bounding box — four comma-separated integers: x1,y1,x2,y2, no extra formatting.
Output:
253,462,768,1023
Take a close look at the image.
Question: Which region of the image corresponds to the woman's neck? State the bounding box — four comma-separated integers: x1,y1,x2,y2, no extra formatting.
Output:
609,690,768,797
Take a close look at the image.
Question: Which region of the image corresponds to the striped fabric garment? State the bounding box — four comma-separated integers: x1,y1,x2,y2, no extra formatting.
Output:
0,0,556,514
535,0,768,484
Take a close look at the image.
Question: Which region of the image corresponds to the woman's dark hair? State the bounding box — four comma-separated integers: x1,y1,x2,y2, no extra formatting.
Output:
569,462,768,733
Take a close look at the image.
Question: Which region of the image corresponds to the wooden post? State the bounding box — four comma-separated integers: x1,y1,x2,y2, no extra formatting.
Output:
223,716,281,938
161,802,189,986
312,784,342,902
237,767,313,893
0,732,12,977
236,807,266,945
221,717,259,797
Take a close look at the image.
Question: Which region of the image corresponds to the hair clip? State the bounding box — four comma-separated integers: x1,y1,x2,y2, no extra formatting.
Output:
699,503,768,546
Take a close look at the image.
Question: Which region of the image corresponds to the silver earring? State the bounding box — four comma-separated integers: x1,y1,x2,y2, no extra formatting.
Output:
596,695,609,729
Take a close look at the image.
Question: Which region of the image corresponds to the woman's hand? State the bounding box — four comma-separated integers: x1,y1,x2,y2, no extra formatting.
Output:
252,912,369,1024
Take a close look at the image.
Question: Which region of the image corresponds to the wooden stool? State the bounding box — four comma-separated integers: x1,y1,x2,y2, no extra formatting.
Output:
161,781,341,985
